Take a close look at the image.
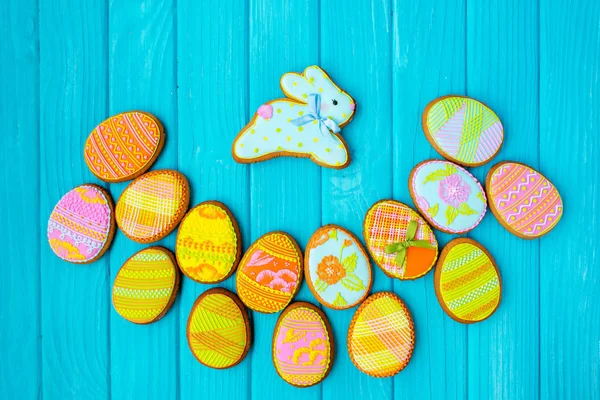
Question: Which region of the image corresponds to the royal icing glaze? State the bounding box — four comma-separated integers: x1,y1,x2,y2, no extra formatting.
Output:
347,292,415,377
423,96,503,166
112,247,179,324
84,111,164,182
236,232,302,313
273,303,333,387
116,170,189,243
305,226,371,309
47,184,114,263
176,202,241,283
187,288,250,369
435,239,501,323
232,66,356,169
363,200,438,280
486,162,563,238
409,160,487,233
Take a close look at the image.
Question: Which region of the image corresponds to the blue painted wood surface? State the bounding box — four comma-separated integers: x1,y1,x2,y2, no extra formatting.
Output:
1,0,598,399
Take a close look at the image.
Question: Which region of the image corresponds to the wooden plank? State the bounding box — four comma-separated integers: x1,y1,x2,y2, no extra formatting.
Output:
540,1,600,398
38,0,110,398
466,2,541,399
177,1,250,399
108,0,178,398
391,1,468,399
247,0,322,398
320,1,394,399
0,1,41,398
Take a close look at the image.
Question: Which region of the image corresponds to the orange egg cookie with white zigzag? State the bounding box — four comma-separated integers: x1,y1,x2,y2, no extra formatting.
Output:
112,247,180,324
187,288,251,369
236,231,303,313
84,111,165,182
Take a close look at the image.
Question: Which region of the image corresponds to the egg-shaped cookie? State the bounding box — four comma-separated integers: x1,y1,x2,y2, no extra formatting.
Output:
363,200,438,280
423,96,503,167
47,184,115,263
112,247,180,324
434,238,501,323
305,225,372,309
273,302,334,387
187,288,251,369
176,201,242,283
409,160,487,234
236,231,302,313
84,111,165,182
347,292,415,377
486,161,563,239
116,170,190,243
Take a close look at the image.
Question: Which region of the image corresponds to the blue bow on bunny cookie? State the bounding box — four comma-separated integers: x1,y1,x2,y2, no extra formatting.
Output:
232,66,356,169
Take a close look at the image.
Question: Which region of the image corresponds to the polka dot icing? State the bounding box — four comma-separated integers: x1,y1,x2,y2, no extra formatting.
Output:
305,225,372,309
236,232,302,313
409,160,487,234
273,302,333,387
363,200,438,280
486,161,563,238
176,201,241,284
232,66,356,169
423,96,503,166
435,239,501,323
187,288,251,369
112,247,180,324
116,170,190,243
347,292,415,377
47,184,114,263
84,111,165,182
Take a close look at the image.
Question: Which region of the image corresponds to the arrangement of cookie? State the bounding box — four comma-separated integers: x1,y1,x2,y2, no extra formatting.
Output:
46,66,564,386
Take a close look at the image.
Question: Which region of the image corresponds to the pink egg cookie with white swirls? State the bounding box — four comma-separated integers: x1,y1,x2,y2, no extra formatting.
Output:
272,302,334,387
47,184,115,263
486,161,563,239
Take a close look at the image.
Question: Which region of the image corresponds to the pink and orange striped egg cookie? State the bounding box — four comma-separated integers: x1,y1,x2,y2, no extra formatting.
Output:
486,161,563,239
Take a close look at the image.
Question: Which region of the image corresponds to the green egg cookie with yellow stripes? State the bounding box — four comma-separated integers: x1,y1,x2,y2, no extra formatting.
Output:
112,247,180,324
434,238,502,323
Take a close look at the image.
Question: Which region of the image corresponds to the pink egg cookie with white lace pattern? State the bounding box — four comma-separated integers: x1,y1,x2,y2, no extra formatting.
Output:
47,184,115,263
486,161,563,239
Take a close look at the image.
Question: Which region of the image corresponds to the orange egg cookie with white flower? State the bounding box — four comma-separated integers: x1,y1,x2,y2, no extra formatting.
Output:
304,225,372,309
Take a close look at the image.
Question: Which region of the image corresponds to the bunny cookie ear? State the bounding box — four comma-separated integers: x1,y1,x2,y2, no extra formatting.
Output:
280,71,315,103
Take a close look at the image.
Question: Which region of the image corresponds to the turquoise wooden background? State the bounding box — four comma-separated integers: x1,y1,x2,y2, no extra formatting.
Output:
1,0,599,399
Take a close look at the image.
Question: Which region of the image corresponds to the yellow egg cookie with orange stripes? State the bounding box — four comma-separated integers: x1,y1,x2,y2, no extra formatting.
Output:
112,247,180,324
434,238,502,323
186,288,251,369
84,111,165,183
116,170,190,243
236,231,303,313
176,201,242,284
347,292,415,377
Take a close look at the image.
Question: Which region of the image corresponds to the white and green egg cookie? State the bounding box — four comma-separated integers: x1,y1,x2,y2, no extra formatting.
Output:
304,225,372,309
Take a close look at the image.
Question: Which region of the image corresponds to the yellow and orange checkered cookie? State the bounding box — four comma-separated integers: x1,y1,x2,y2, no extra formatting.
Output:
347,292,415,377
116,170,189,243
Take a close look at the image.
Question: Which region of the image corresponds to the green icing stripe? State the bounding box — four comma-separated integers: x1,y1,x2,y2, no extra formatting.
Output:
442,245,482,273
447,277,499,310
427,98,464,134
442,267,498,301
455,99,501,163
451,283,500,316
132,253,169,262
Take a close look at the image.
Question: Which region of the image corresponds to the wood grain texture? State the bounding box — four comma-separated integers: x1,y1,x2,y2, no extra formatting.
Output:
2,1,599,399
466,2,541,399
107,0,178,399
248,0,321,398
0,0,40,398
320,1,394,399
540,0,600,398
38,0,110,398
391,1,467,399
177,0,250,399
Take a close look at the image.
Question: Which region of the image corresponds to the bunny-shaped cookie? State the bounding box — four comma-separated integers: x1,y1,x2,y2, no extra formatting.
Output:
232,66,356,169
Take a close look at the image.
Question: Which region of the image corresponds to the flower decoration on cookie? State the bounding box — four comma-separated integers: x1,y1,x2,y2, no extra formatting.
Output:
232,66,356,169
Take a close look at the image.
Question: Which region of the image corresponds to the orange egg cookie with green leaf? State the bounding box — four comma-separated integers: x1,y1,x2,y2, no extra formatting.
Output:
363,200,438,280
